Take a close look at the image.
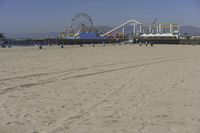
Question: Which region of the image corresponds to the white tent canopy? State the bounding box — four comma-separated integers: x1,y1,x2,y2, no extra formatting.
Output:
141,33,178,38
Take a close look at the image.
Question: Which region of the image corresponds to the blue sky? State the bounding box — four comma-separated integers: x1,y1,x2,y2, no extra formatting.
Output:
0,0,199,33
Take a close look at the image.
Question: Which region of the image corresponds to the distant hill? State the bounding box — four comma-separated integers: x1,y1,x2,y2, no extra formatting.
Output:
5,32,60,39
180,26,200,36
5,25,200,39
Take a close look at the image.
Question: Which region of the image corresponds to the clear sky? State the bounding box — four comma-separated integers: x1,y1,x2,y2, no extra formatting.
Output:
0,0,199,33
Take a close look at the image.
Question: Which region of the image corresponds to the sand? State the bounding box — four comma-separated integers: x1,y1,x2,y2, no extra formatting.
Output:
0,44,200,133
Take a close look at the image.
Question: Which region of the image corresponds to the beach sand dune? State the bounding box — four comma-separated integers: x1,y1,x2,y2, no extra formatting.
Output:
0,45,200,133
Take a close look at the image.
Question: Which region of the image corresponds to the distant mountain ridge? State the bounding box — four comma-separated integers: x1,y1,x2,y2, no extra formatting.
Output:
4,25,200,39
180,26,200,36
5,32,60,39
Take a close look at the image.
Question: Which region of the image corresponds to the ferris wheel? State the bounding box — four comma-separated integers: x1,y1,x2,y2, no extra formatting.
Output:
70,13,94,34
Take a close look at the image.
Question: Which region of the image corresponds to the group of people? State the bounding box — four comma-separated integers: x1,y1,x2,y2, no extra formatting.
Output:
139,41,154,47
0,41,7,48
38,43,64,49
0,41,154,49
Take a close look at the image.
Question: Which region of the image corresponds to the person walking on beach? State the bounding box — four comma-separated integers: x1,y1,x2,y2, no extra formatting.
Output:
38,43,42,49
103,41,106,46
150,42,154,47
60,43,64,48
39,45,42,49
145,41,148,46
0,41,5,48
116,38,120,46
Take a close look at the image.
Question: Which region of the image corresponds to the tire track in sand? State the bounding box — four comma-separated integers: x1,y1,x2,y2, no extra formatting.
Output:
0,56,186,82
0,56,194,96
38,56,194,133
62,56,192,80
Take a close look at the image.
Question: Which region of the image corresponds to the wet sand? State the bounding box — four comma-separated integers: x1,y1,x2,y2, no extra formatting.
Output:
0,44,200,133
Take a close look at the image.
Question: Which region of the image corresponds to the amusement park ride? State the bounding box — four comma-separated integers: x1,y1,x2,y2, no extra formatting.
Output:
60,13,180,39
61,13,98,39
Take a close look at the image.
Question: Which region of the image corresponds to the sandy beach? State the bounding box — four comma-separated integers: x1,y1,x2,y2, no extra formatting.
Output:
0,44,200,133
